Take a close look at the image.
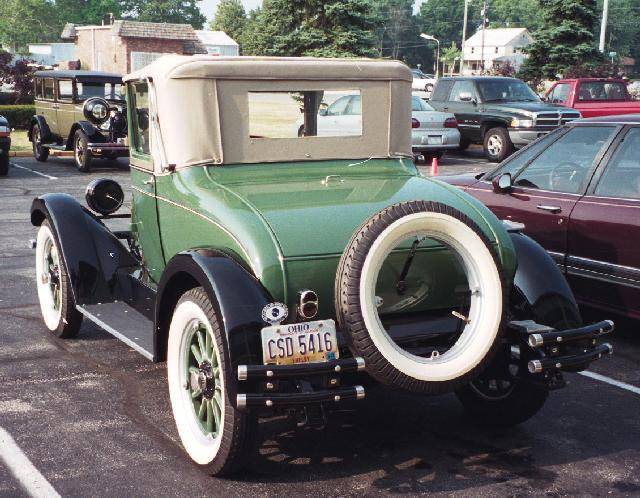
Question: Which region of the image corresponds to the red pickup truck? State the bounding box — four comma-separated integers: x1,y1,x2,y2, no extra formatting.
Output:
545,78,640,118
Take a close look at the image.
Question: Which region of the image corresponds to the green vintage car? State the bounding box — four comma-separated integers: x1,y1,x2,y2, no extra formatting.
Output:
31,56,613,476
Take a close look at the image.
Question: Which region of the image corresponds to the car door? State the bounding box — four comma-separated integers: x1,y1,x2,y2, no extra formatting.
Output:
56,79,75,141
469,125,619,257
567,125,640,319
128,81,165,283
41,78,58,138
447,80,482,141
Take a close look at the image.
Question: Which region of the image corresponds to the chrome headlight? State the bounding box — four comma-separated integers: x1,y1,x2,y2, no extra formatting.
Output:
83,97,110,125
511,118,534,128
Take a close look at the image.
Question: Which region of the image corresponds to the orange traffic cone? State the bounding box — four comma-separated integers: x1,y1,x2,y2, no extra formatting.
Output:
430,155,439,176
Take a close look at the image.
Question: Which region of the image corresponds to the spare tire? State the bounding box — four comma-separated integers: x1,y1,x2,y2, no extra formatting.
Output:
335,201,507,394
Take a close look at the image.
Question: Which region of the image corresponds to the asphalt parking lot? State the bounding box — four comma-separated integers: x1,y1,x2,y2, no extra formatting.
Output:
1,153,640,497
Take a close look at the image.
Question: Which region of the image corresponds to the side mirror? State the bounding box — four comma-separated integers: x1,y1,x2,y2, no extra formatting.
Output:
492,173,513,192
318,107,328,117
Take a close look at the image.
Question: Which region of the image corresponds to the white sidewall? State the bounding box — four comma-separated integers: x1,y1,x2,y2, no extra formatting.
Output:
167,299,225,465
35,224,62,331
359,212,503,382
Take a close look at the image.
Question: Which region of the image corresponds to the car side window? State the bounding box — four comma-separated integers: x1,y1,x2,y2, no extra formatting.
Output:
594,127,640,199
346,95,361,115
430,80,454,101
486,131,560,180
130,82,151,156
58,80,73,101
513,126,616,194
327,96,351,116
34,78,43,99
450,80,476,102
549,83,570,104
43,78,55,100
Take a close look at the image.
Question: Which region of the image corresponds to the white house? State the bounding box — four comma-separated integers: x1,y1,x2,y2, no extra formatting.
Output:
195,31,239,56
461,28,532,75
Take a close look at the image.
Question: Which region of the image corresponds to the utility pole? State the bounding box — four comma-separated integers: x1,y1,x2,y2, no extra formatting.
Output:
460,0,469,75
599,0,610,52
480,0,488,73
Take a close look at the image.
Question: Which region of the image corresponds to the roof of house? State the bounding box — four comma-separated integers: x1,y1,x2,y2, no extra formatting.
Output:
465,28,531,47
195,30,239,47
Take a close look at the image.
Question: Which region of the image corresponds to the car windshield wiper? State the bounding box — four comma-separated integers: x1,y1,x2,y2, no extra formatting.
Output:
484,98,508,103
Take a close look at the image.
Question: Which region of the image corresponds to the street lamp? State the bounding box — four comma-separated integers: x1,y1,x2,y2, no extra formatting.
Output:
420,33,440,78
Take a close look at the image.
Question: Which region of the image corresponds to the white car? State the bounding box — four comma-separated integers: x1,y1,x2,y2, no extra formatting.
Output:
411,69,437,93
411,96,460,159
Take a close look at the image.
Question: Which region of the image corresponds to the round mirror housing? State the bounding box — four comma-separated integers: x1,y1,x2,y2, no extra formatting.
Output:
83,97,110,125
85,178,124,215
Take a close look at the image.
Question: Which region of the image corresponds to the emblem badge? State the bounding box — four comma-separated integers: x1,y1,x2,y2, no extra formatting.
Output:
261,302,288,325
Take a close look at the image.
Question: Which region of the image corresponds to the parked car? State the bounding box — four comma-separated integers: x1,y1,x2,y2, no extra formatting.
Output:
429,76,581,162
441,114,640,321
297,92,362,137
545,78,640,118
29,70,129,172
0,115,10,176
411,95,460,159
411,68,437,92
30,55,612,476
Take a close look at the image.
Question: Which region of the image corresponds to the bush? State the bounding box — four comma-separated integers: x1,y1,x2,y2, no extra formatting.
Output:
0,105,35,129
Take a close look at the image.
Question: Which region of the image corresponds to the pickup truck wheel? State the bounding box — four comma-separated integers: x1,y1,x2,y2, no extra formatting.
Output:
32,124,49,162
336,201,506,395
74,130,92,172
484,127,514,162
35,220,82,338
167,287,257,476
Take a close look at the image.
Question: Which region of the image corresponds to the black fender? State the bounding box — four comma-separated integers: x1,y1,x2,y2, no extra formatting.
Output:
155,249,272,375
28,115,52,142
31,194,138,305
66,121,104,149
509,231,581,324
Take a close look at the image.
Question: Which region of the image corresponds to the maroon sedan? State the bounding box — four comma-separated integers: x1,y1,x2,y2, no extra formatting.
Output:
441,114,640,320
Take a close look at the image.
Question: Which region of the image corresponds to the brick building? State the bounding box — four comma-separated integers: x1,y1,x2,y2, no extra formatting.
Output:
62,20,207,75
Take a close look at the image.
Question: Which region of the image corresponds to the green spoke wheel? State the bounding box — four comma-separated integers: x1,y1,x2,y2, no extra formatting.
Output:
167,287,258,476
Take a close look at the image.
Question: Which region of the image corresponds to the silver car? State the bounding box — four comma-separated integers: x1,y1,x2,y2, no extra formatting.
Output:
411,96,460,159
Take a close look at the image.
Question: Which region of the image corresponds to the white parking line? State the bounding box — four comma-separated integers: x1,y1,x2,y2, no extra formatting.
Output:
11,163,58,180
579,370,640,395
0,426,60,498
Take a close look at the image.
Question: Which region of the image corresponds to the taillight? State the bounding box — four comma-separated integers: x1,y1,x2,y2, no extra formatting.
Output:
411,118,420,129
0,126,9,137
444,117,458,128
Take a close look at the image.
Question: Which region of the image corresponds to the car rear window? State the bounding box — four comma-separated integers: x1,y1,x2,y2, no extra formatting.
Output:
578,81,627,101
412,96,432,111
247,90,362,138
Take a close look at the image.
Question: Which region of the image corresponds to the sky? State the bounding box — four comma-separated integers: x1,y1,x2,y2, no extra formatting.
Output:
199,0,427,21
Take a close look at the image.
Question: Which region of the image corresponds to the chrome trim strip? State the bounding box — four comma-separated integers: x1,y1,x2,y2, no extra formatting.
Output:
237,365,248,381
236,394,247,410
76,305,154,361
130,185,259,278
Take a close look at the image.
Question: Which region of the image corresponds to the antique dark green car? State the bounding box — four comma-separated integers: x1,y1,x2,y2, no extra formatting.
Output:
31,56,613,476
29,70,128,172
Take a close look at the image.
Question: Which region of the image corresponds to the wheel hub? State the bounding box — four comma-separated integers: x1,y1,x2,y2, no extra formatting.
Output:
190,361,215,399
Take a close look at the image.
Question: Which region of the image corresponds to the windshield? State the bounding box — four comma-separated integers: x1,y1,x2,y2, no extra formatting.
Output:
76,82,124,102
412,96,433,111
477,79,539,103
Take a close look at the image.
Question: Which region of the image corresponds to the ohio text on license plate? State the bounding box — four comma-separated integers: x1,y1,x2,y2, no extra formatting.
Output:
261,319,339,365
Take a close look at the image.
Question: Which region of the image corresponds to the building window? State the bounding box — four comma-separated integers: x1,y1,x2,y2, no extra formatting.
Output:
495,47,499,54
471,47,474,53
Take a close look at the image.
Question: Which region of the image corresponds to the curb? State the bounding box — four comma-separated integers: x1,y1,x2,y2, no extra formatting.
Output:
9,150,73,157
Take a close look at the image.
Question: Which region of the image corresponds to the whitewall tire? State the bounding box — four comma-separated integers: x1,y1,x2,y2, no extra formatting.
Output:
336,201,506,394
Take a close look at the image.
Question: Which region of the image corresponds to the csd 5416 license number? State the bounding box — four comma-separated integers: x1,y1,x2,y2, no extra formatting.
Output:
261,319,339,365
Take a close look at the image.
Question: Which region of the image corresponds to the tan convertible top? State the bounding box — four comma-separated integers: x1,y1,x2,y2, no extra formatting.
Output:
125,55,412,170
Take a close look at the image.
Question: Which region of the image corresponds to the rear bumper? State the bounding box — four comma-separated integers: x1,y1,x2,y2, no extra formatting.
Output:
412,128,461,151
87,142,129,157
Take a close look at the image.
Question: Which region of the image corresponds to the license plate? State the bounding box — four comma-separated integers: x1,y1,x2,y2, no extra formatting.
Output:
261,319,339,365
426,135,443,145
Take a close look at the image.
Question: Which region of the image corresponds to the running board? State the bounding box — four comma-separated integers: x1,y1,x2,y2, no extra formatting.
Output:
77,302,155,361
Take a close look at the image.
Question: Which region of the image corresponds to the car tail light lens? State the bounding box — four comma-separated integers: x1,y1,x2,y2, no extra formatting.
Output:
444,117,458,128
411,118,420,129
0,126,9,137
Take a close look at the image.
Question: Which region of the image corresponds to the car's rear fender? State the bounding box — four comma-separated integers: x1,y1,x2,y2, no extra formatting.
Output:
509,231,580,322
155,250,272,375
30,193,138,305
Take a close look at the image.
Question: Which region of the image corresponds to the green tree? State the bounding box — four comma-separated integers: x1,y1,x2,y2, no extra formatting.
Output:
372,0,419,59
0,0,59,51
519,0,604,80
121,0,206,28
440,41,461,75
599,0,640,60
487,0,543,32
244,0,377,58
210,0,246,44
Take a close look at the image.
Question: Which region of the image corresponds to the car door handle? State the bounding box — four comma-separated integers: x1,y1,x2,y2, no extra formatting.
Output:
537,205,562,214
143,177,154,185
